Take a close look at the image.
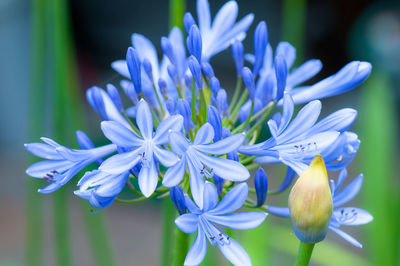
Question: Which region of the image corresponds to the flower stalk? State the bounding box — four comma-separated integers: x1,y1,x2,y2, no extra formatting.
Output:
295,241,315,266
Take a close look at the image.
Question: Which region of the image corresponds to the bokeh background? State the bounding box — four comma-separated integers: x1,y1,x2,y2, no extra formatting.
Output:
1,0,399,265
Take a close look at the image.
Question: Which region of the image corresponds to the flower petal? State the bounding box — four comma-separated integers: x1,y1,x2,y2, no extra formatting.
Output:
111,60,130,79
277,100,321,143
26,160,75,178
169,132,190,155
138,159,158,197
187,157,205,208
209,183,248,215
202,181,219,212
99,147,142,174
194,133,245,155
217,237,251,266
136,100,154,139
185,195,201,214
333,174,363,207
24,143,62,160
328,226,362,248
131,33,160,78
175,213,199,233
267,206,291,217
206,212,267,230
184,229,207,266
101,121,143,148
195,152,250,181
197,0,211,37
333,207,373,226
153,146,179,167
208,1,238,43
334,168,348,193
162,157,186,187
154,115,184,144
287,59,322,88
193,123,214,145
311,108,357,134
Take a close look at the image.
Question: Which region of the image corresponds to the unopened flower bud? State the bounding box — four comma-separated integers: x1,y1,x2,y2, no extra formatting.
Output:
254,167,268,207
170,186,187,215
288,155,333,243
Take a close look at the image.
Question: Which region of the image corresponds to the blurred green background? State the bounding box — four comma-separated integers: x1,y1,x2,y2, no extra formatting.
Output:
1,0,399,265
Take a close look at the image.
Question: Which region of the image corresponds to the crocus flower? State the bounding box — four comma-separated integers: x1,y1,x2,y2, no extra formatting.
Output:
186,0,254,61
268,168,373,248
99,99,183,197
175,182,267,265
25,138,117,193
162,123,249,205
239,94,358,175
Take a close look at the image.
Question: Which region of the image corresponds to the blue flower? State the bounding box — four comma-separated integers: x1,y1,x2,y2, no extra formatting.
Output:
267,169,373,248
162,122,249,205
74,170,129,211
99,99,183,197
239,94,359,174
25,138,117,194
175,182,267,265
187,0,254,61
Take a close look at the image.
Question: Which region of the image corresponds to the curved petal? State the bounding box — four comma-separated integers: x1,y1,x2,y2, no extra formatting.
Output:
99,147,142,174
333,207,373,226
194,133,245,155
277,93,294,134
202,181,219,212
138,160,158,197
287,59,322,88
217,237,251,266
206,212,267,230
154,115,184,144
111,60,130,78
197,0,211,36
136,100,154,139
185,195,201,214
277,100,321,143
333,174,363,207
328,226,362,248
266,206,291,217
24,143,62,160
334,168,348,193
26,160,75,178
193,123,214,145
210,183,248,215
175,213,199,233
153,146,179,167
184,229,207,266
276,41,296,69
96,172,129,197
196,152,250,182
169,132,190,155
208,1,238,43
101,121,143,148
312,108,357,134
187,157,205,208
162,157,186,187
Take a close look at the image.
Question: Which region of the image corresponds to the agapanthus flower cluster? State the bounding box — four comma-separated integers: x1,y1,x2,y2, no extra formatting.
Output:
25,0,373,264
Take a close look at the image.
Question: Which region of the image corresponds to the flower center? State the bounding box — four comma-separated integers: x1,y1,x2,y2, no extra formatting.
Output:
199,216,230,246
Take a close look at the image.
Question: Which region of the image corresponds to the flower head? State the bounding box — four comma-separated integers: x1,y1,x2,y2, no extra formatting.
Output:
99,99,183,197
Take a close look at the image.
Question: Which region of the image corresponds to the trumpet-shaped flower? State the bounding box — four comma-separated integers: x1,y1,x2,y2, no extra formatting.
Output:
239,94,359,175
267,169,373,248
162,122,249,205
99,100,183,197
74,170,129,211
186,0,254,61
25,138,117,194
175,182,267,265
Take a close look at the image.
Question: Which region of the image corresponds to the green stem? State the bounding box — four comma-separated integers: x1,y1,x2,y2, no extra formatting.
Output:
295,241,315,266
232,100,254,133
161,198,175,266
169,0,185,30
228,77,242,113
230,90,248,121
170,226,189,265
26,0,46,265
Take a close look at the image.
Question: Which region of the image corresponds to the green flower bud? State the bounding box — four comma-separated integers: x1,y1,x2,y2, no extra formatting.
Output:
288,155,333,243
